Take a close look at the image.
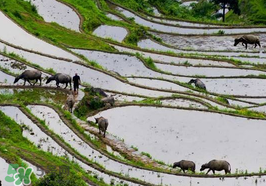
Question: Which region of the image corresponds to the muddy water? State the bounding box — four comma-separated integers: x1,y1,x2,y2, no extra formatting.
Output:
110,94,144,102
227,99,254,107
71,49,177,77
0,12,79,60
111,44,235,67
138,39,266,59
205,78,266,96
161,98,207,109
89,106,266,173
25,0,80,32
93,25,128,42
0,70,14,84
151,32,266,51
0,42,173,97
127,78,191,92
106,13,122,21
156,63,264,77
116,7,266,35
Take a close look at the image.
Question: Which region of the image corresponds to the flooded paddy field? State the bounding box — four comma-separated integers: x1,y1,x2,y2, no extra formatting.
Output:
115,7,266,35
0,12,78,60
155,63,264,77
0,106,136,186
204,78,266,97
111,44,237,67
151,32,266,52
93,25,128,42
89,106,266,173
106,13,123,21
137,39,266,59
2,1,266,185
24,0,80,32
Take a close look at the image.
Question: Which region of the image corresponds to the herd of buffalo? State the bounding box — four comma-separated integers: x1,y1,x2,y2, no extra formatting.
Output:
10,34,262,175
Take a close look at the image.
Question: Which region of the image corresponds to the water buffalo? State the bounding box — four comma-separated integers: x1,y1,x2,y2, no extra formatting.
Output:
101,96,115,107
66,93,75,113
14,70,42,86
91,87,108,97
46,73,72,89
234,35,261,49
95,117,108,137
188,79,206,90
173,160,196,173
200,160,231,174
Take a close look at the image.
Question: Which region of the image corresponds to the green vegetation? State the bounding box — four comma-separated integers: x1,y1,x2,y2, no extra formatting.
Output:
0,0,112,50
238,0,266,24
0,109,107,186
35,171,86,186
74,87,105,119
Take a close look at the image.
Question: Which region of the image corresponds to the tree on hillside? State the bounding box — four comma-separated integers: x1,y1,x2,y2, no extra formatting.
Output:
211,0,240,22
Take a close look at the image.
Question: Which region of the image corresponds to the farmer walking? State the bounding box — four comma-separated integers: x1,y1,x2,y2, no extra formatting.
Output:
73,73,81,94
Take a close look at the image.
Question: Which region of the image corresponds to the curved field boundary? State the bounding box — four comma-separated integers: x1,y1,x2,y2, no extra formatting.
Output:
56,0,85,33
16,104,157,186
84,104,266,178
34,104,266,178
107,0,266,31
145,36,266,60
146,35,263,55
0,143,99,186
2,44,265,109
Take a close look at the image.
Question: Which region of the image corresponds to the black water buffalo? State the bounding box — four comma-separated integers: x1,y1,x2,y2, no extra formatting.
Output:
234,35,261,49
95,117,108,138
173,160,196,173
14,70,42,86
200,160,231,174
46,73,72,89
188,78,206,90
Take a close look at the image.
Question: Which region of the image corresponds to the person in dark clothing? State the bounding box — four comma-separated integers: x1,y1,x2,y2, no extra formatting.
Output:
73,73,81,94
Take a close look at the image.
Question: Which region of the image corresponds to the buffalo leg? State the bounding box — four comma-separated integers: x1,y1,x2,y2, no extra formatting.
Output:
212,170,215,174
69,82,72,90
64,83,68,89
23,79,26,86
206,169,211,175
56,81,60,88
258,42,261,48
27,80,32,86
245,43,248,49
254,43,257,48
39,78,42,86
33,79,38,86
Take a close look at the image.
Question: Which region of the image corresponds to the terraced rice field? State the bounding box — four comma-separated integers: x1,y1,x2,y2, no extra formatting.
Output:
1,0,266,186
